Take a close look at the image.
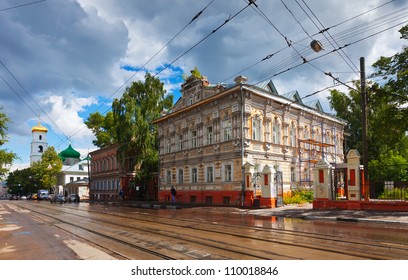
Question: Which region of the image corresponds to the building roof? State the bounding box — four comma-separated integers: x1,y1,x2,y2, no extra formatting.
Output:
59,144,81,160
31,121,48,133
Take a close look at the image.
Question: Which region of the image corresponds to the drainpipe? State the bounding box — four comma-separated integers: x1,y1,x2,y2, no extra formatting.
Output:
240,85,245,207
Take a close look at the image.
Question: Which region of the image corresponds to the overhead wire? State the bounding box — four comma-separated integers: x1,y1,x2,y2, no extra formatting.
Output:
297,0,360,75
0,60,68,143
222,0,398,83
0,0,46,12
53,0,218,149
249,5,407,84
153,0,256,78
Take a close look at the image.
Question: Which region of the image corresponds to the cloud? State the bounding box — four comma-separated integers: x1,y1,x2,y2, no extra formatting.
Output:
1,0,407,166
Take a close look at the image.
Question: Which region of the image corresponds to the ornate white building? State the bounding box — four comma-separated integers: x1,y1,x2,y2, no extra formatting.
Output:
154,74,346,207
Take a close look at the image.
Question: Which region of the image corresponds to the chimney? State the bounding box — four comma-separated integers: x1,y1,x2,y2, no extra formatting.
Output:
234,75,248,85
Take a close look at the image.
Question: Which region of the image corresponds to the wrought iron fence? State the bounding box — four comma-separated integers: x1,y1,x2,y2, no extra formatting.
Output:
369,181,408,200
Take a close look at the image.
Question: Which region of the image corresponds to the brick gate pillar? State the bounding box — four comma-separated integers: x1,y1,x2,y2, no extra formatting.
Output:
313,160,333,200
346,149,361,201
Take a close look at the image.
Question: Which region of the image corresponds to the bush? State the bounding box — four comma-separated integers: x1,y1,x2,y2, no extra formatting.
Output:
283,190,314,204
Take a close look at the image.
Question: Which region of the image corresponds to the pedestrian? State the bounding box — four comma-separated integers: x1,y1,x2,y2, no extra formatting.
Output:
170,186,177,203
119,189,124,200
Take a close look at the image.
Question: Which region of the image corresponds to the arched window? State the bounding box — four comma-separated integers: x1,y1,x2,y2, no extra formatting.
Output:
38,145,43,153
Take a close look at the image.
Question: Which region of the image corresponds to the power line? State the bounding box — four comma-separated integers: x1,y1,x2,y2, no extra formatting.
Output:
0,0,46,12
154,0,256,77
53,0,218,149
0,60,67,142
297,0,359,75
221,0,398,83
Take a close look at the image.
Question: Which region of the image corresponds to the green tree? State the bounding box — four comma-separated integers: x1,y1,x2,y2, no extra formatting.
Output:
6,167,39,195
31,146,62,191
328,25,408,163
112,73,173,182
0,107,17,179
85,111,117,148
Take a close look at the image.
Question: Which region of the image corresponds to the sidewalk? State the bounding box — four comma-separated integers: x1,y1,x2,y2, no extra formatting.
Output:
244,203,408,226
104,200,408,226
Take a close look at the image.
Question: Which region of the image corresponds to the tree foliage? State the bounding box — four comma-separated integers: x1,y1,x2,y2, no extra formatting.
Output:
328,25,408,180
0,107,17,179
6,167,39,195
85,111,117,148
112,73,173,180
30,146,62,191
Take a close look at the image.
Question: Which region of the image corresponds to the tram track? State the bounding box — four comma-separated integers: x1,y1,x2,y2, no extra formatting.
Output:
58,202,408,259
12,201,408,260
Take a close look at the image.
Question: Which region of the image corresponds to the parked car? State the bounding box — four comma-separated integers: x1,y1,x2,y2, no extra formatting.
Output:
9,194,19,200
67,194,80,203
37,189,49,200
49,194,65,204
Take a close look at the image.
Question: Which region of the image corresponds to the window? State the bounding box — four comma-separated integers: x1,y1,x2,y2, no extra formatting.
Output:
191,167,198,183
206,126,213,145
291,167,296,182
166,138,171,153
38,145,43,153
252,119,261,141
166,170,171,184
206,166,214,182
272,122,281,144
178,169,184,183
191,130,197,148
290,125,296,146
178,134,183,151
70,177,74,182
222,119,232,141
224,164,232,182
39,135,42,140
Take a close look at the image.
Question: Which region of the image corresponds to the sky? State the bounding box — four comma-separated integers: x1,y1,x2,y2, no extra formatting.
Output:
1,0,407,172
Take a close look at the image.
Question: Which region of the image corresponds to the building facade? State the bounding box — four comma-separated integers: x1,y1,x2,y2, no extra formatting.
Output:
154,74,346,207
89,144,123,202
56,144,89,198
89,144,159,202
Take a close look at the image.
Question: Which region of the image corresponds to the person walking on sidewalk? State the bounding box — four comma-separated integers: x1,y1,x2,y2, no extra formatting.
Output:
170,186,177,203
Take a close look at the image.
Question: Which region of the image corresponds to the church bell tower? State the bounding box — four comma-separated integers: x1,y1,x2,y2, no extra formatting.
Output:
30,120,48,165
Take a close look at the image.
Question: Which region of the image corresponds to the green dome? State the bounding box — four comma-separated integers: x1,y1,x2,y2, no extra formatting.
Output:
59,144,81,159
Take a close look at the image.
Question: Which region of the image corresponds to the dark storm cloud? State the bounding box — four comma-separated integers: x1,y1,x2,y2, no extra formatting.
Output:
0,0,129,135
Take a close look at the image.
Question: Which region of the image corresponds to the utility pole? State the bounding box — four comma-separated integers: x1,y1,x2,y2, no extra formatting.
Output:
360,57,369,201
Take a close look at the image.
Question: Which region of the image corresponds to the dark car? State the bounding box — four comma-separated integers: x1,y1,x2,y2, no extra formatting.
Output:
49,194,65,204
67,194,80,203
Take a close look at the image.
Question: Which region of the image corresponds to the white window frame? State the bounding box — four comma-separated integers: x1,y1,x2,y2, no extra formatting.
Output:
222,119,232,141
252,118,261,141
191,167,198,183
206,125,213,145
224,164,233,182
290,125,296,147
191,130,197,148
206,166,214,183
178,168,184,183
272,122,281,144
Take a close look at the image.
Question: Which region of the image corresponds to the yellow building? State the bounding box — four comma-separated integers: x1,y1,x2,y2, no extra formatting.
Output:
154,74,346,207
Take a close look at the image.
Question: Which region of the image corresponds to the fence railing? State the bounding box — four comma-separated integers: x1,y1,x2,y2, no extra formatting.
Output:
369,181,408,201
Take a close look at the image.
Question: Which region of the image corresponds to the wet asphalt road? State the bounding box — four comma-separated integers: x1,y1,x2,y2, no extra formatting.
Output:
1,200,408,260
